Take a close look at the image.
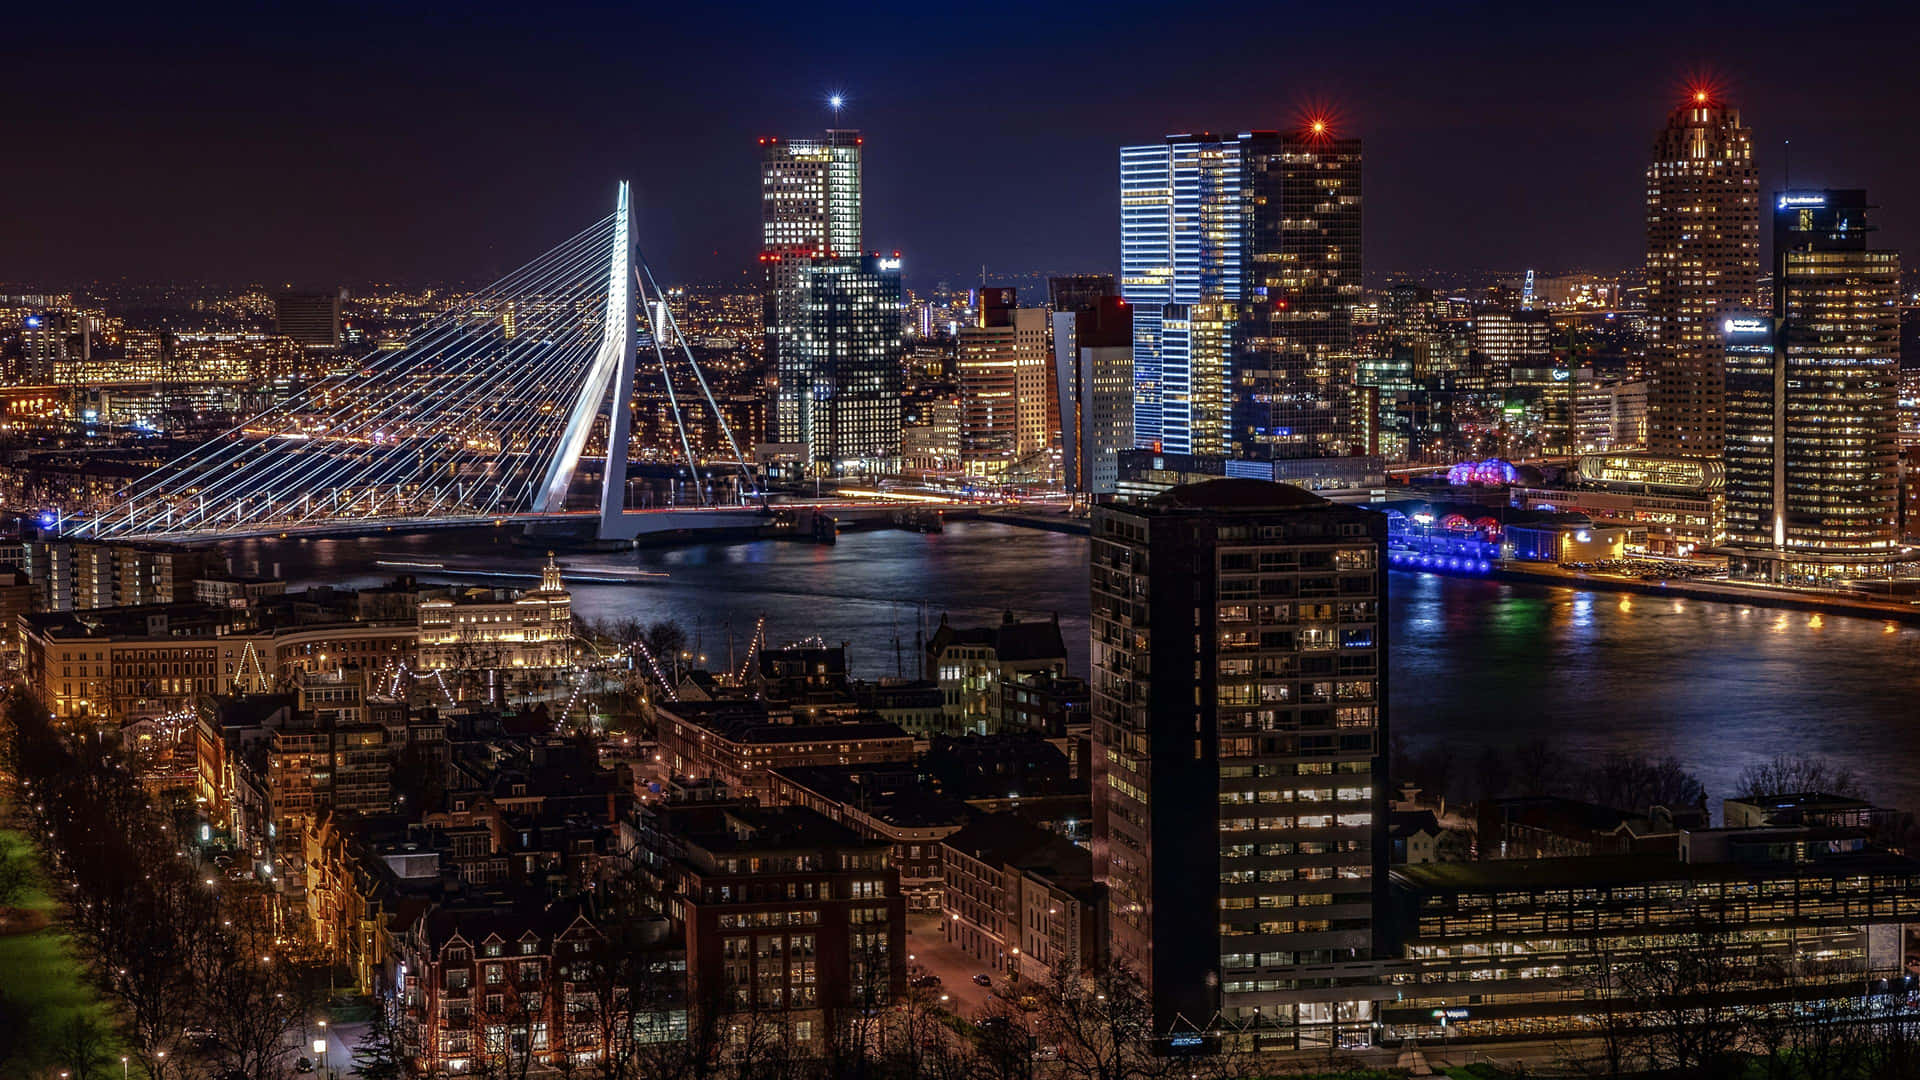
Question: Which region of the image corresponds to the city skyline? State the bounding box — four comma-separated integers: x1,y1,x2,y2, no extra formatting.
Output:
6,1,1920,289
11,3,1920,1075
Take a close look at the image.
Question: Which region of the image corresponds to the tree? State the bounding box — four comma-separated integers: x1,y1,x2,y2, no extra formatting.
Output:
1622,918,1747,1079
0,989,42,1080
1558,937,1641,1079
0,840,31,919
1025,964,1169,1080
1582,753,1706,815
354,1003,406,1080
1512,739,1568,797
645,621,689,671
1736,753,1863,800
54,1014,114,1080
189,898,309,1080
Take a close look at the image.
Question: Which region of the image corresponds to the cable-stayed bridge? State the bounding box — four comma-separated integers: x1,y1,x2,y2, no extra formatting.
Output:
77,182,795,544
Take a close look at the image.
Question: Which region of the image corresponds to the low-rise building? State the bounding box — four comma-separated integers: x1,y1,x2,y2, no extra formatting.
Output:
940,812,1105,984
417,555,572,671
626,801,905,1039
22,600,415,724
923,610,1068,734
1722,791,1882,831
851,678,945,738
654,700,913,798
1383,839,1920,1044
1476,795,1705,859
391,895,603,1075
766,763,970,911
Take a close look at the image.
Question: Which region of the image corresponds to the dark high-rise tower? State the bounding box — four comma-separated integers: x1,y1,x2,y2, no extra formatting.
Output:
1091,479,1390,1047
1048,274,1117,316
1234,124,1363,460
1725,189,1901,582
782,255,904,473
760,130,900,474
273,289,346,349
1644,92,1760,460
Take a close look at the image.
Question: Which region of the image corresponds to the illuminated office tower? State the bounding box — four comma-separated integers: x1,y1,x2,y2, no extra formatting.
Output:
782,255,903,474
1469,308,1553,382
760,129,863,259
761,131,889,473
1644,92,1760,459
1234,125,1363,460
1724,189,1901,583
20,310,87,384
957,288,1054,478
1091,479,1390,1048
1120,135,1243,454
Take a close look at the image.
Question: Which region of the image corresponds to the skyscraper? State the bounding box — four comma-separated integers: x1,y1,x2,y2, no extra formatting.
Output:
1121,126,1362,461
1234,126,1363,460
1724,189,1902,582
957,287,1055,478
1053,294,1133,494
760,130,863,259
1119,135,1243,455
760,130,900,474
1091,479,1390,1047
1644,92,1760,459
783,255,904,473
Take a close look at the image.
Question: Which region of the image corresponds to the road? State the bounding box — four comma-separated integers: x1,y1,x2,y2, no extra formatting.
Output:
904,913,998,1019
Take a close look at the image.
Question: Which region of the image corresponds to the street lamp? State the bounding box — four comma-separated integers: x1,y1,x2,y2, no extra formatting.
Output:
122,1056,129,1080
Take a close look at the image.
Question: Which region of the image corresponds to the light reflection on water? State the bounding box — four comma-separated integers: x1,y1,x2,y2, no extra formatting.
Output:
224,521,1920,811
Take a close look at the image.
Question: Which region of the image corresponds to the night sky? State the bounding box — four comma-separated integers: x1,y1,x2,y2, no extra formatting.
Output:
8,0,1920,291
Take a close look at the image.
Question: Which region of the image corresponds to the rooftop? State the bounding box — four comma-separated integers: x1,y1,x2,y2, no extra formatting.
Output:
943,812,1093,888
1393,850,1920,894
1146,477,1330,511
769,763,970,828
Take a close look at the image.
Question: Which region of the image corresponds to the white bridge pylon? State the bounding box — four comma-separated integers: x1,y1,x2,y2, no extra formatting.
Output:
79,182,748,544
538,180,638,534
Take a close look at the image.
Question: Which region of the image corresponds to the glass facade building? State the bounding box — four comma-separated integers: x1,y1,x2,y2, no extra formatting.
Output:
1121,129,1362,461
1234,129,1363,460
779,256,903,473
1725,189,1903,581
760,131,901,474
1091,479,1391,1049
1119,136,1242,455
1644,96,1760,460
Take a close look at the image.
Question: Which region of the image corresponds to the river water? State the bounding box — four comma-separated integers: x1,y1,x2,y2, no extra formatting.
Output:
224,521,1920,814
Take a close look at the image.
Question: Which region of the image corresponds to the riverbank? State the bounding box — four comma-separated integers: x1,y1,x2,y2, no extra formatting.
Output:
978,509,1090,535
1475,561,1920,624
956,508,1920,624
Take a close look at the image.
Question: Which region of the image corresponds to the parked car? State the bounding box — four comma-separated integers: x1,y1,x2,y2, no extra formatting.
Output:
909,974,942,989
